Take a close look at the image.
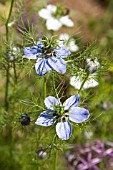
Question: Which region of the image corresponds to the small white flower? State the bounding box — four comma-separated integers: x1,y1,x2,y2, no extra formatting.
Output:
58,33,79,52
38,4,74,31
70,74,99,90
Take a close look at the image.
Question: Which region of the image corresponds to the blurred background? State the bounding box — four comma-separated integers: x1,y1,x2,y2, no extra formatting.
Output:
0,0,113,169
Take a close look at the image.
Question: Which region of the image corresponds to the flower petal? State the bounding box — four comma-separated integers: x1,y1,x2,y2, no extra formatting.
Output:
60,15,74,27
56,121,72,140
35,110,56,126
24,46,39,59
48,57,66,74
70,75,99,90
35,58,52,76
59,33,69,41
46,4,57,13
44,96,60,109
46,18,62,31
68,40,79,52
63,94,80,110
69,107,90,123
54,46,70,59
38,9,52,20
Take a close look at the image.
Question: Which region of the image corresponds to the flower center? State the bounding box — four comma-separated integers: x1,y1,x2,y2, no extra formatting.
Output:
39,36,58,58
61,114,69,122
54,105,64,115
52,6,69,19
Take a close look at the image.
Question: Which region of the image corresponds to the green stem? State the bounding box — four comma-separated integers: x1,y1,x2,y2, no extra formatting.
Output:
44,76,47,99
5,0,14,111
54,150,58,170
13,62,17,110
78,73,89,93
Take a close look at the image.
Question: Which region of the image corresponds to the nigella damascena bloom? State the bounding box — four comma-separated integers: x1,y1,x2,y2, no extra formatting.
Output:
38,4,74,31
35,94,90,140
70,69,99,90
24,39,70,76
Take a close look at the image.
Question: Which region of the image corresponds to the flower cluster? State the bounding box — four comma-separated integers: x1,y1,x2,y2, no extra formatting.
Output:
66,140,113,170
24,37,70,76
38,4,74,31
35,94,89,140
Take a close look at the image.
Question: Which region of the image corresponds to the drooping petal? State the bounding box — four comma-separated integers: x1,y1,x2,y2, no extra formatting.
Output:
24,46,40,59
54,46,70,59
44,96,60,109
69,107,90,123
46,18,62,31
35,109,56,126
60,15,74,27
56,121,72,140
48,57,66,74
63,94,80,110
35,58,52,76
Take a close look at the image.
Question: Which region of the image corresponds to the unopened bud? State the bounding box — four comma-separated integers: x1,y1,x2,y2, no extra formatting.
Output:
86,57,100,74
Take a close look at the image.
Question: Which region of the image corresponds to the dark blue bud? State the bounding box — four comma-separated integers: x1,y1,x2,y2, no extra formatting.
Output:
20,114,30,126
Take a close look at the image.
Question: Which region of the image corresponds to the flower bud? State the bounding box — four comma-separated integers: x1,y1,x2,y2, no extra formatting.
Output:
20,114,30,126
86,57,100,74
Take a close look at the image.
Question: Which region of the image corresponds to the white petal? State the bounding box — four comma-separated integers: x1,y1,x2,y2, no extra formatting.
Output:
46,18,62,31
47,4,57,13
59,33,69,41
38,9,52,20
70,76,82,90
70,76,99,90
60,15,74,27
68,41,79,52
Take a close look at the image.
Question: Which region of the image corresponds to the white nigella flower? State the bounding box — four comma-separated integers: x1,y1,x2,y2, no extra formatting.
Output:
70,72,99,90
38,4,74,31
58,33,79,52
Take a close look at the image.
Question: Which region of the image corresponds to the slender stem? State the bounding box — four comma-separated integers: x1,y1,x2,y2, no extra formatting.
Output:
78,73,89,93
44,76,47,99
54,149,58,170
5,0,14,111
13,62,17,110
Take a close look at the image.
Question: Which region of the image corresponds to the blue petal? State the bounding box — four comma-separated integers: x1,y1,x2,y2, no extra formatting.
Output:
48,57,66,74
44,96,60,109
24,46,40,59
56,121,72,140
35,58,52,76
69,107,90,123
35,109,56,126
63,94,80,110
54,46,70,59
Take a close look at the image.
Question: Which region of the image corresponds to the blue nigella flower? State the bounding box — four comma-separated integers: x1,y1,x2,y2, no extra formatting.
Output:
35,94,90,140
23,39,70,76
